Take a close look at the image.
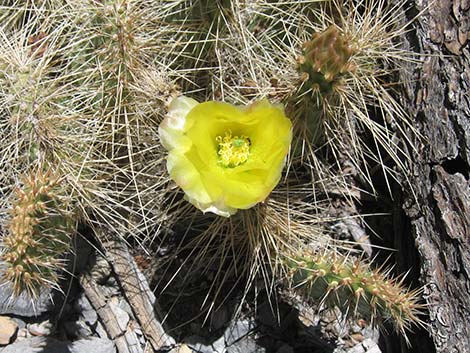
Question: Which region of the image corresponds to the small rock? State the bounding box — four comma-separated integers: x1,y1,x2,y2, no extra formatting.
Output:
117,298,133,316
169,344,194,353
9,318,26,330
1,336,116,353
133,327,142,336
361,338,381,353
95,321,108,339
121,328,142,353
1,337,51,353
177,344,194,353
365,346,382,353
134,327,146,345
345,338,382,353
15,328,28,341
0,266,54,317
76,294,98,327
28,320,52,337
109,298,130,332
361,326,380,343
0,316,18,345
224,320,255,346
211,336,225,353
347,343,366,353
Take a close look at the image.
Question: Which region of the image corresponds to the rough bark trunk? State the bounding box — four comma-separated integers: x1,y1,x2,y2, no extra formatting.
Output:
394,0,470,352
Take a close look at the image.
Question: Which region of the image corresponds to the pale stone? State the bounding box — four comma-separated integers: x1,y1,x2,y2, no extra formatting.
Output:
1,337,116,353
169,344,194,353
27,320,52,337
0,270,54,317
0,316,18,345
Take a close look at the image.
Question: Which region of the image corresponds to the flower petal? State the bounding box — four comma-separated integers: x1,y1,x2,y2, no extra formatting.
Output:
159,121,192,152
196,201,237,218
167,150,212,205
166,96,199,131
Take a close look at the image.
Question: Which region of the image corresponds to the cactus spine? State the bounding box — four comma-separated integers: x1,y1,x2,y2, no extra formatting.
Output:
287,250,425,336
1,170,73,298
0,9,83,297
298,26,356,100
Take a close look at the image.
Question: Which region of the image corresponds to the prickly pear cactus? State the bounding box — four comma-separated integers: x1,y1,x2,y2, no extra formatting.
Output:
0,0,428,346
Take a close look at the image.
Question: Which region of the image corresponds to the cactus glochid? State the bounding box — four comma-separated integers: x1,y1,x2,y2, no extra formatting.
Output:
1,170,74,298
287,250,425,337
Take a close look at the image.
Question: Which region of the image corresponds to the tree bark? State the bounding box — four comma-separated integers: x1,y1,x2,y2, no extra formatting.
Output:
395,0,470,352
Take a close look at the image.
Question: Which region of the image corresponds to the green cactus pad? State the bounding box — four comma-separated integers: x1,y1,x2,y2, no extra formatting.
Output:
288,250,424,335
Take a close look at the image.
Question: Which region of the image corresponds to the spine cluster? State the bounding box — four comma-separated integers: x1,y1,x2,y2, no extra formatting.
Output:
1,171,73,297
288,250,424,335
298,26,355,97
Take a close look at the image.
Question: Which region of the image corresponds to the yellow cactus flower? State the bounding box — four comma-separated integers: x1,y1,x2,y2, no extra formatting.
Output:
159,96,292,217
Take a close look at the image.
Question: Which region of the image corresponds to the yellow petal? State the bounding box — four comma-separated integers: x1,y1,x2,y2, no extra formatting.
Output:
167,150,212,205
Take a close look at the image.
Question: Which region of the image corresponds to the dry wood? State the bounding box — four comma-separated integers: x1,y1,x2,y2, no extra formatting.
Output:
106,241,175,352
80,269,143,353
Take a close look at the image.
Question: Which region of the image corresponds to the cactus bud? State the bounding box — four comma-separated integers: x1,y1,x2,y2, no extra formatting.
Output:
298,26,355,98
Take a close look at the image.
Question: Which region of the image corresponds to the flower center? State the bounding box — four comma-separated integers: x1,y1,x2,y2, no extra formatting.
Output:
216,131,251,168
